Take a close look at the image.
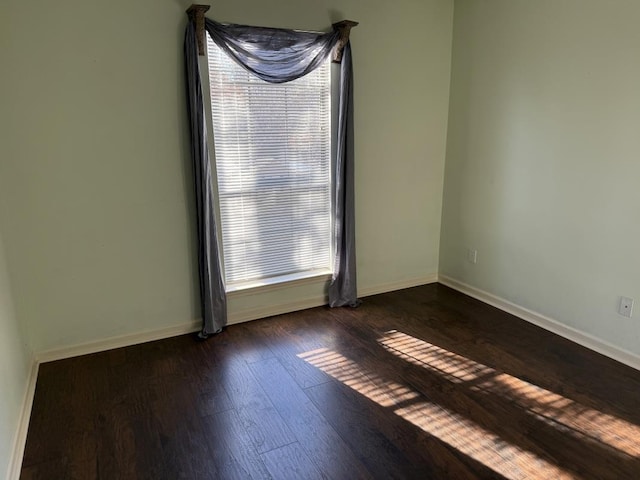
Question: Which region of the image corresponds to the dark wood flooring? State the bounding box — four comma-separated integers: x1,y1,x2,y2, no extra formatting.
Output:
21,284,640,479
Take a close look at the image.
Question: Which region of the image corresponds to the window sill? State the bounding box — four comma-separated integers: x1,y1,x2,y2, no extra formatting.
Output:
226,270,333,298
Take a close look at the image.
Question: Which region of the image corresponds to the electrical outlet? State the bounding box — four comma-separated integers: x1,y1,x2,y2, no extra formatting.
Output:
467,248,477,264
619,297,634,318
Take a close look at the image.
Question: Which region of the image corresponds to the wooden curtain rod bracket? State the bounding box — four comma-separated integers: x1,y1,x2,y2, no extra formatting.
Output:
332,20,358,63
187,4,211,56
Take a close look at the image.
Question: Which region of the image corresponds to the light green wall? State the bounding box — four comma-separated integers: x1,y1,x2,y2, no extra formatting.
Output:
1,0,453,352
0,229,31,479
1,4,32,477
1,0,200,353
441,0,640,354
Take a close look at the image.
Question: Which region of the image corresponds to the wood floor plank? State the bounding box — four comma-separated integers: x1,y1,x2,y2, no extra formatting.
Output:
253,311,336,389
20,457,70,480
260,442,325,480
305,379,440,479
200,408,272,480
205,338,297,454
249,356,372,480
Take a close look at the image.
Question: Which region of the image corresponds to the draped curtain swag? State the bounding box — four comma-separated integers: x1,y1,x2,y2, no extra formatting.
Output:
184,12,359,337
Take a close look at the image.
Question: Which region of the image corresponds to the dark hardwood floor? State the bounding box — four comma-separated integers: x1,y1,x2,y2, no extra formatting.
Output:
20,284,640,479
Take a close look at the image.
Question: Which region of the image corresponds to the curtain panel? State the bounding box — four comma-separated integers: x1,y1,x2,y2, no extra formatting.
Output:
184,17,359,337
185,22,227,337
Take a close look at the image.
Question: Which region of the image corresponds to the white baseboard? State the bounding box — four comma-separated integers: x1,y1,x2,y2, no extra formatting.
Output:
359,274,438,298
34,272,639,370
439,275,640,371
36,321,202,364
7,357,38,480
35,276,441,364
228,274,439,324
34,298,331,364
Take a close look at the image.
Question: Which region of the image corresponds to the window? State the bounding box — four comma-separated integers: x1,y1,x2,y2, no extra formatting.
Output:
206,38,333,291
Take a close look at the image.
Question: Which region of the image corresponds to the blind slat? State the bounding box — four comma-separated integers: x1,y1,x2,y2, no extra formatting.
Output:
207,38,333,286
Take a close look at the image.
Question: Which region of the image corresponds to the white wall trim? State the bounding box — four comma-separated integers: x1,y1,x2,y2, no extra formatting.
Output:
35,275,440,364
359,274,438,298
36,321,202,364
228,295,328,325
7,357,38,480
439,275,640,372
35,296,331,364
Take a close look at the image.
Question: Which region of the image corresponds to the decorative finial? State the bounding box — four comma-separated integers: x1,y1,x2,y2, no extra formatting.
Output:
332,20,358,62
186,4,211,56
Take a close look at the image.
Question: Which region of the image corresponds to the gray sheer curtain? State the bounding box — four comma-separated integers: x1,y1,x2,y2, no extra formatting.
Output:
184,18,358,336
205,19,339,83
185,22,227,338
328,42,359,308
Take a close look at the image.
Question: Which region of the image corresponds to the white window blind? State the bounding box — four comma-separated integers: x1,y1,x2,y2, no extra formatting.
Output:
206,38,333,289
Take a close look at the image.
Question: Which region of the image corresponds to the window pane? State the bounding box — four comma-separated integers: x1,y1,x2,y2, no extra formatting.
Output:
207,38,332,287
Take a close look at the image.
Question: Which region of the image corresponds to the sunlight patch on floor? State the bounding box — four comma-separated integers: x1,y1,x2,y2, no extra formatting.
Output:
298,348,419,407
378,330,640,458
397,400,571,480
376,330,494,383
299,347,571,480
478,372,640,457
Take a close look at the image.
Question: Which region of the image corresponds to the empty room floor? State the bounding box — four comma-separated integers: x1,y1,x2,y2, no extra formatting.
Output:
20,284,640,479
